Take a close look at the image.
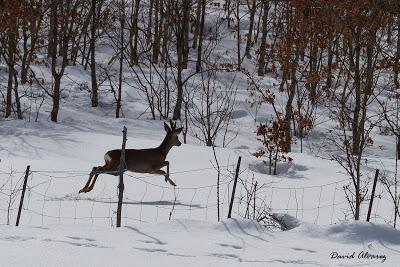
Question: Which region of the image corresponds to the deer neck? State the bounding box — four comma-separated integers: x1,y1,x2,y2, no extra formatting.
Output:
158,134,173,158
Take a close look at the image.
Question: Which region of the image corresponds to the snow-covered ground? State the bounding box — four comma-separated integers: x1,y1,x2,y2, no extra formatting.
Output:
1,79,399,266
1,217,399,266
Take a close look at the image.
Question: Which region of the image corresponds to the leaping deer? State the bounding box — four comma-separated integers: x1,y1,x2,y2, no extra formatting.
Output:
79,120,183,193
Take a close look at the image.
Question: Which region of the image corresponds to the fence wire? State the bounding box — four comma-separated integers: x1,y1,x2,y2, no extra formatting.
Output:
0,166,389,228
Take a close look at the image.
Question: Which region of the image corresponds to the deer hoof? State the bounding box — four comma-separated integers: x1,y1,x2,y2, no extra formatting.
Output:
79,188,87,194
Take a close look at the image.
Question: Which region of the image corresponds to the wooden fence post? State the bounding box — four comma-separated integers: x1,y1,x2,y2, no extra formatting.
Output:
228,156,241,219
16,165,30,226
117,126,127,227
253,181,257,220
367,169,379,222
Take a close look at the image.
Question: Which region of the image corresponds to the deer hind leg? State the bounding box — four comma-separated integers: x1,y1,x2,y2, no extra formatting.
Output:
86,172,100,192
79,167,98,193
79,165,118,193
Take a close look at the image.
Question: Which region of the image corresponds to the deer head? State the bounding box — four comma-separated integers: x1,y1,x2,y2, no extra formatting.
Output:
164,119,183,147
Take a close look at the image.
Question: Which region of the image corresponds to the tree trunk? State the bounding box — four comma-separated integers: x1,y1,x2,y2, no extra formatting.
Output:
131,0,140,65
116,8,125,118
196,0,206,72
51,76,61,122
173,50,184,119
182,0,191,68
172,1,186,120
326,37,334,89
147,0,154,45
236,0,241,70
152,0,160,63
226,0,231,28
244,0,256,59
257,0,269,76
161,0,170,63
13,71,22,119
254,3,263,44
397,138,400,160
283,48,299,152
90,0,99,107
20,18,29,85
5,18,16,118
48,3,55,59
192,0,202,49
394,18,400,89
351,29,362,156
81,33,87,66
309,40,318,104
49,0,59,122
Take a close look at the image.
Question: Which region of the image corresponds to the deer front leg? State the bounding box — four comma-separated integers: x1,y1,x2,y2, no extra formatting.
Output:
163,161,176,186
152,165,176,186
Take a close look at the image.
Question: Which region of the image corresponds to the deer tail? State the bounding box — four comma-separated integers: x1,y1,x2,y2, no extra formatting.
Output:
104,152,112,163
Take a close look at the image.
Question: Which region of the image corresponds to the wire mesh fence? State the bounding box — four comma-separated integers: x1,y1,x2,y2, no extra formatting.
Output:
0,165,391,228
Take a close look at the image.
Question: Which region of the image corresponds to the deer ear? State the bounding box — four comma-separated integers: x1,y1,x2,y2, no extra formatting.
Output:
164,122,171,132
175,127,183,134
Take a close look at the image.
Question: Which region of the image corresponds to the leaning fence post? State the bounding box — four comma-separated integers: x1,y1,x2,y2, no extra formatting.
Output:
228,156,241,219
367,169,379,222
16,165,30,226
117,126,127,227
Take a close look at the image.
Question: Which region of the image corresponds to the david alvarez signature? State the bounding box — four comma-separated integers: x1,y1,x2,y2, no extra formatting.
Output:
330,251,387,263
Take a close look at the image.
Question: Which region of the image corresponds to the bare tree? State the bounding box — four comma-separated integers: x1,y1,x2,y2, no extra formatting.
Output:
49,0,80,122
188,69,237,147
89,0,101,107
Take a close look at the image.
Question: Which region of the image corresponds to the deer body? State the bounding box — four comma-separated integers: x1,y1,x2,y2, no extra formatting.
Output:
79,121,183,193
105,148,167,173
